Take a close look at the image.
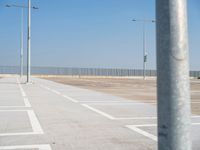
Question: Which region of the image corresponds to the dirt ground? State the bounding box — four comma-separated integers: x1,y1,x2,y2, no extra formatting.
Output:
41,76,200,115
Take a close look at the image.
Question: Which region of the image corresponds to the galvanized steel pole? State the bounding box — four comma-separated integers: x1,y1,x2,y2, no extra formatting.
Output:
20,8,24,77
132,19,155,80
143,22,146,80
27,0,31,83
156,0,192,150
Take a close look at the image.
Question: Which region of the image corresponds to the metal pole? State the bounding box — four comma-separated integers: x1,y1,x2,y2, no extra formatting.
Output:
143,22,146,80
156,0,191,150
20,8,24,77
27,0,31,83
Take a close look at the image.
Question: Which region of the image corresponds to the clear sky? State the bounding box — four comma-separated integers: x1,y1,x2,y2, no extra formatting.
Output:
0,0,199,70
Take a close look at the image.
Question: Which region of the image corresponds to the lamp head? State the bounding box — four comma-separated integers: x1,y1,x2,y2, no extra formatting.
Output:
5,4,11,7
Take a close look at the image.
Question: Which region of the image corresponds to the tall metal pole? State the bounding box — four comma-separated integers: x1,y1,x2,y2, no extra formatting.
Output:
156,0,191,150
27,0,31,83
20,8,24,77
143,22,146,80
132,19,154,80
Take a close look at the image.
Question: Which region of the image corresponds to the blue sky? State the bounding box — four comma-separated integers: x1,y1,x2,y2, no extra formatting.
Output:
0,0,199,70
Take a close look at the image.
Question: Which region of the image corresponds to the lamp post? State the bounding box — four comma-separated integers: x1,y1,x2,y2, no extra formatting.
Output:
5,2,38,83
6,4,24,77
20,8,24,77
132,19,155,80
27,0,31,83
156,0,191,149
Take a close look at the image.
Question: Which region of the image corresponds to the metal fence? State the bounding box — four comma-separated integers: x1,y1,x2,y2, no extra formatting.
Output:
0,66,199,77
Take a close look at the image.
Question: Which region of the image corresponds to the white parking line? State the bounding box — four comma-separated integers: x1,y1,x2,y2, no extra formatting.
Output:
27,110,44,134
17,78,27,97
62,95,79,103
1,78,32,108
0,110,43,136
126,123,200,142
126,125,158,141
51,89,61,95
82,104,115,120
40,84,79,103
80,104,200,120
0,97,31,108
0,144,52,150
24,97,31,107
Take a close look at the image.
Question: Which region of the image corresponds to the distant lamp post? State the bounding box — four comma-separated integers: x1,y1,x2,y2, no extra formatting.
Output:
132,19,155,80
5,2,38,82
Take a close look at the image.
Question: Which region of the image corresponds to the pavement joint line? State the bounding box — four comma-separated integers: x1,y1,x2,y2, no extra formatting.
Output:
115,117,157,120
126,125,158,141
81,104,115,120
0,144,52,150
85,101,200,104
79,101,134,103
0,110,44,136
88,103,156,105
80,101,200,104
113,115,200,120
127,123,200,128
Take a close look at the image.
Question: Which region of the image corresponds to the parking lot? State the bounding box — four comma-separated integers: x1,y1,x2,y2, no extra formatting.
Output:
43,76,200,115
0,76,200,149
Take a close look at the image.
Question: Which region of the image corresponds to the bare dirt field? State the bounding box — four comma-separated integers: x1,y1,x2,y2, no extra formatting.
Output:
41,76,200,115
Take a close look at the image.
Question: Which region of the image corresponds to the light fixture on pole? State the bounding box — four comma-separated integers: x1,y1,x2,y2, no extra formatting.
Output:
5,3,38,82
132,19,155,80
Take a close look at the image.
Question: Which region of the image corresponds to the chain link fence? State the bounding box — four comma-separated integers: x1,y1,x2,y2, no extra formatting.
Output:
0,66,199,77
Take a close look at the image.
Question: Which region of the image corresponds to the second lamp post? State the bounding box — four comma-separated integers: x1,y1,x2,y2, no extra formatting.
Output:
132,19,155,80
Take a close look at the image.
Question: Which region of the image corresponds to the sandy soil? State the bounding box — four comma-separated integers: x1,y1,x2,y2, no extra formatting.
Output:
41,76,200,115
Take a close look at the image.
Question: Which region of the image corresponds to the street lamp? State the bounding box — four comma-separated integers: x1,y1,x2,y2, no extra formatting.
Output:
132,19,155,80
5,2,38,83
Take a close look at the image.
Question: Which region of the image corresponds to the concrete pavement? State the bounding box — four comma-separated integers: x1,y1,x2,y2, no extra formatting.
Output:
0,76,199,149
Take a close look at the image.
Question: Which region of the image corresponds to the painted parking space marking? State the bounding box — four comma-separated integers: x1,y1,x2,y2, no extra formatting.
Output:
40,84,79,103
0,110,43,136
51,89,61,95
126,125,158,141
126,123,200,142
0,97,31,108
82,104,115,120
81,104,200,120
17,78,26,97
62,95,79,103
27,110,44,134
23,97,31,107
0,144,52,150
